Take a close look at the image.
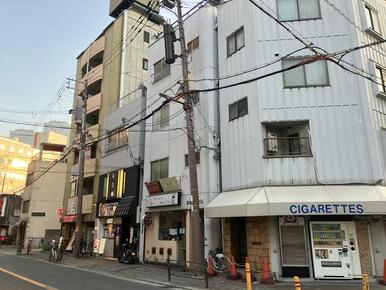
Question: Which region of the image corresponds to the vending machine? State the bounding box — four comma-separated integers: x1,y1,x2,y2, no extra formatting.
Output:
310,221,361,279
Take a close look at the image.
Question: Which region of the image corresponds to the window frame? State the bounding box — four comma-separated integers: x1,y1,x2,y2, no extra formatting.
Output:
282,57,330,88
143,58,148,71
229,97,249,121
187,37,200,54
364,4,382,36
152,104,170,131
144,31,150,43
375,64,386,94
150,158,169,181
153,58,171,83
276,0,322,22
227,27,245,57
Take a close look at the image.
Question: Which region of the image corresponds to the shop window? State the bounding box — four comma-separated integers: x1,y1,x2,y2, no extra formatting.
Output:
158,211,185,241
159,248,164,255
152,247,156,255
167,248,172,256
150,158,169,181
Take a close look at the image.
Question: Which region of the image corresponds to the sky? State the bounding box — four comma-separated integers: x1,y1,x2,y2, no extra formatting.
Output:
0,0,112,137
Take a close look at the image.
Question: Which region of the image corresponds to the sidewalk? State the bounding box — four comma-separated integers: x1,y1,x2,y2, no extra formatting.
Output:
1,246,385,290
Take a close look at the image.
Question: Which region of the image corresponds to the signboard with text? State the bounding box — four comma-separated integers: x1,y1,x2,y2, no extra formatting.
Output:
288,203,364,215
145,192,180,208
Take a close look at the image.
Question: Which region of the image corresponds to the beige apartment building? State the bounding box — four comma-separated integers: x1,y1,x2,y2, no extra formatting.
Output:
19,132,68,248
61,0,162,250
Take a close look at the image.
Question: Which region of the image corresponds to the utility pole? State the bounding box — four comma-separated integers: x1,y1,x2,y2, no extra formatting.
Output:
175,0,203,268
73,76,88,257
1,173,6,194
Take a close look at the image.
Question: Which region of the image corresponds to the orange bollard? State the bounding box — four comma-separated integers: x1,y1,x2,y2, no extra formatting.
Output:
228,256,241,280
380,259,386,285
293,276,301,290
260,256,273,284
207,256,217,277
245,257,252,290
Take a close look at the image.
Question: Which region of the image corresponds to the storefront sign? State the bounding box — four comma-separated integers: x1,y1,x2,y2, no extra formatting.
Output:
0,197,7,217
99,238,106,254
159,177,181,193
56,208,64,217
145,192,180,208
98,202,118,217
143,214,153,226
289,204,364,215
93,239,100,253
145,180,162,195
61,215,77,223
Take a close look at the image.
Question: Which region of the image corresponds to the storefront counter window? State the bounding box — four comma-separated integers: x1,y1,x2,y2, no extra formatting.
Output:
159,211,185,241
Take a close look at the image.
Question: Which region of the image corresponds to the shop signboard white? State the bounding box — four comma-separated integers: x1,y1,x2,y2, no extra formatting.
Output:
145,192,180,208
99,238,106,254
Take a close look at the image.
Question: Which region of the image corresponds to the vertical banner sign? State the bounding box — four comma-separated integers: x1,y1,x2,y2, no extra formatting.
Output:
0,197,7,217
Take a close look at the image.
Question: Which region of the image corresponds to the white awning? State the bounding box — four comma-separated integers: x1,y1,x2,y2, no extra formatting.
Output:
206,185,386,218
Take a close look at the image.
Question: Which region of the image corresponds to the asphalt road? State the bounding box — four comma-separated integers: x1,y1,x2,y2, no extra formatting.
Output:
0,253,174,290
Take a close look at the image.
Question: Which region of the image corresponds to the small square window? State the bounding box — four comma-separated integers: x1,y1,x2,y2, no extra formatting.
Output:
144,31,150,43
143,58,148,71
227,27,244,56
229,97,248,121
365,5,381,35
277,0,321,21
375,65,386,93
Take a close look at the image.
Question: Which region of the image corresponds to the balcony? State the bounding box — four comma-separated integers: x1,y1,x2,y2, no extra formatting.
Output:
79,36,105,70
81,64,103,86
86,93,101,114
264,137,311,158
71,158,96,178
263,121,311,158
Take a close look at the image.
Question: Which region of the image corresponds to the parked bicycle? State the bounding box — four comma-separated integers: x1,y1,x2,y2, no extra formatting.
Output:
48,239,59,263
80,239,93,258
203,249,232,273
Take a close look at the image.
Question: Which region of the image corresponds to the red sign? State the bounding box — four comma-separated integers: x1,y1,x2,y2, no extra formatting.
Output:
56,208,64,217
145,181,162,195
61,215,77,223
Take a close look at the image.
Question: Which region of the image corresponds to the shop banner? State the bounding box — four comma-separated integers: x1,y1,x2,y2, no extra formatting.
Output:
98,238,106,254
98,202,118,217
159,177,181,193
145,192,180,208
93,239,100,254
0,197,7,217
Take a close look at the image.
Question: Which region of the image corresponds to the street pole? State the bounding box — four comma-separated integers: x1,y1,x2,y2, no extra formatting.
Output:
175,0,203,268
73,77,88,258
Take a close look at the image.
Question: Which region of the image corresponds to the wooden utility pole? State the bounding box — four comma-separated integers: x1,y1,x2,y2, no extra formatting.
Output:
175,0,203,268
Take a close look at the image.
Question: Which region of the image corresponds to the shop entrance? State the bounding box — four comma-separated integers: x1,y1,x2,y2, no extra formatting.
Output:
310,221,361,279
230,218,247,264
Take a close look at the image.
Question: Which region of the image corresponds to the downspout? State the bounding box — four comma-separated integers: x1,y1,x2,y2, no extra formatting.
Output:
119,10,128,107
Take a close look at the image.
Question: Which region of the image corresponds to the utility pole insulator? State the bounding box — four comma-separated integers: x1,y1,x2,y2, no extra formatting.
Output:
163,23,176,64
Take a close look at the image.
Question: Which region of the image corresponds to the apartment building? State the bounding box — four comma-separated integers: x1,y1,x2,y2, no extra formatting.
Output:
207,0,386,280
140,4,221,264
61,0,162,255
19,132,68,248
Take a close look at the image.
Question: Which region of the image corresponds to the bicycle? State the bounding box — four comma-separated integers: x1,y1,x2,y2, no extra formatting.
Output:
48,240,59,263
203,249,232,273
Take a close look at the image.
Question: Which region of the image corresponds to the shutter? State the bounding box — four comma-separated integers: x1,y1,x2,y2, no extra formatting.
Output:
280,225,308,266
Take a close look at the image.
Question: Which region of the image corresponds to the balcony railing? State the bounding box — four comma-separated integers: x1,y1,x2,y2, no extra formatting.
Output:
264,137,312,157
106,137,128,153
153,67,170,83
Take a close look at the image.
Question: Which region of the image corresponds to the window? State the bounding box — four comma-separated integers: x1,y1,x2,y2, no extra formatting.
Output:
106,130,128,152
13,208,20,217
375,65,386,93
143,58,148,71
116,169,126,198
144,31,150,43
159,211,185,241
184,152,200,167
187,37,200,53
153,58,170,82
70,181,77,197
263,121,311,157
26,173,33,186
152,104,169,130
22,200,30,213
227,27,245,56
365,5,381,35
277,0,321,21
229,97,248,121
282,58,329,88
150,158,169,180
